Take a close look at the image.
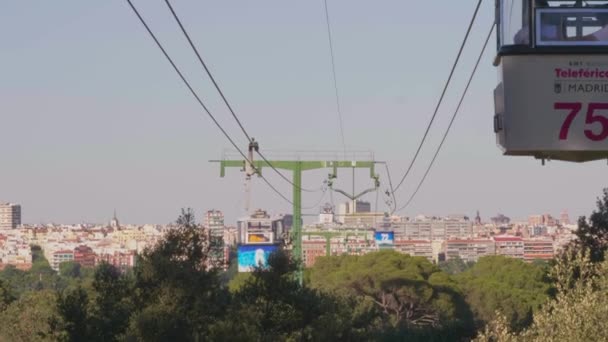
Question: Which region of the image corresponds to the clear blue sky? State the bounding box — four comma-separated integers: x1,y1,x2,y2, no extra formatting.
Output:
1,0,605,225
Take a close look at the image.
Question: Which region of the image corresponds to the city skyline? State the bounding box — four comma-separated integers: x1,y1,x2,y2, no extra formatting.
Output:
2,199,579,227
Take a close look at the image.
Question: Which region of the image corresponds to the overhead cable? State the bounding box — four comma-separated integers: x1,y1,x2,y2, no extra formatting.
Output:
124,0,292,205
323,0,347,156
302,186,328,210
392,0,484,193
395,23,495,213
163,0,251,142
163,0,320,194
383,162,398,214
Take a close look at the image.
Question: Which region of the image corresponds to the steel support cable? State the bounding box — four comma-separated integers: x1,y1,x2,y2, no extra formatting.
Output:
302,187,328,210
163,0,251,142
259,175,294,205
381,162,398,214
395,23,495,213
163,0,321,194
392,0,484,193
125,0,293,205
374,187,380,226
323,0,347,156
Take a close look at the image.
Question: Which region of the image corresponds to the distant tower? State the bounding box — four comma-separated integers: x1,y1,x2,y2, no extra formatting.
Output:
205,209,225,237
475,210,482,225
0,203,21,229
560,210,570,225
110,210,120,229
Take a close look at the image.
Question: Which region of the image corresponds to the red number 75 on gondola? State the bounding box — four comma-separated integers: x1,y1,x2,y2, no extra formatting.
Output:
555,102,608,141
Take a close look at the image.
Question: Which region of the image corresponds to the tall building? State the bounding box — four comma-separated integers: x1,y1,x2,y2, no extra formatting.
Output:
0,203,21,229
110,210,120,229
337,201,372,223
205,209,225,237
560,210,570,225
237,209,285,244
474,210,482,225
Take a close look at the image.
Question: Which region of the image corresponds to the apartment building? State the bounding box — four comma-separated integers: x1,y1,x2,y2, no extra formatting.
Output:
393,240,433,261
494,236,524,259
0,203,21,229
523,238,555,261
446,239,495,262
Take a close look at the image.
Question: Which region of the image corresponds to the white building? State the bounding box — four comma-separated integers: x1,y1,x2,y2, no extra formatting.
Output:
446,239,496,262
237,209,285,245
394,218,472,241
0,203,21,229
205,209,225,237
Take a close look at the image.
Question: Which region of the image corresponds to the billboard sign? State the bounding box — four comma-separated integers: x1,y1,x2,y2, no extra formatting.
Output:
237,244,279,272
375,231,394,246
247,232,273,244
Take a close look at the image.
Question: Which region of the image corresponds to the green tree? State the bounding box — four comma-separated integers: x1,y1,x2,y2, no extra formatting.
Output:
55,286,90,342
0,290,63,342
0,279,14,312
576,188,608,262
439,257,474,275
59,261,81,279
475,251,608,342
0,246,69,297
0,265,29,297
310,250,475,339
125,208,225,341
212,250,373,341
456,256,552,331
88,263,133,341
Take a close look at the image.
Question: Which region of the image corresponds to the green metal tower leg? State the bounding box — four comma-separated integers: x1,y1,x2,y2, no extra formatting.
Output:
293,162,303,284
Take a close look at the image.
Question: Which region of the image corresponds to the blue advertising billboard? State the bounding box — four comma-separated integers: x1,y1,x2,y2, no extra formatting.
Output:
375,231,395,246
237,244,279,272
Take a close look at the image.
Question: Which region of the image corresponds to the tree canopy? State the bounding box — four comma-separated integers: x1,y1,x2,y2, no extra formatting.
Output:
476,250,608,342
456,256,553,331
310,250,475,339
576,188,608,262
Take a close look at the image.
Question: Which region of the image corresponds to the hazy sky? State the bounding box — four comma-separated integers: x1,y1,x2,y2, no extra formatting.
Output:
1,1,606,225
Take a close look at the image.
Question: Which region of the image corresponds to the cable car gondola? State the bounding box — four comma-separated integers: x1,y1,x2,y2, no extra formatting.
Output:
494,0,608,162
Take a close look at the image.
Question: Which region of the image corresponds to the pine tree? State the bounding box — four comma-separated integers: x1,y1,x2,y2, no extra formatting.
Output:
576,188,608,262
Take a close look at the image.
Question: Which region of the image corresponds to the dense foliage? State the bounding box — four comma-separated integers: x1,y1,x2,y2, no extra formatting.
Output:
575,188,608,262
455,256,552,331
310,251,475,340
476,250,608,342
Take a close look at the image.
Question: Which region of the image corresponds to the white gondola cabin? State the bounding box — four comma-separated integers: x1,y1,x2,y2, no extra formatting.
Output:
494,0,608,162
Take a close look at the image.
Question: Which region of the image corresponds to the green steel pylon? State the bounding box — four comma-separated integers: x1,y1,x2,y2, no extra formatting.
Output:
218,158,377,285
